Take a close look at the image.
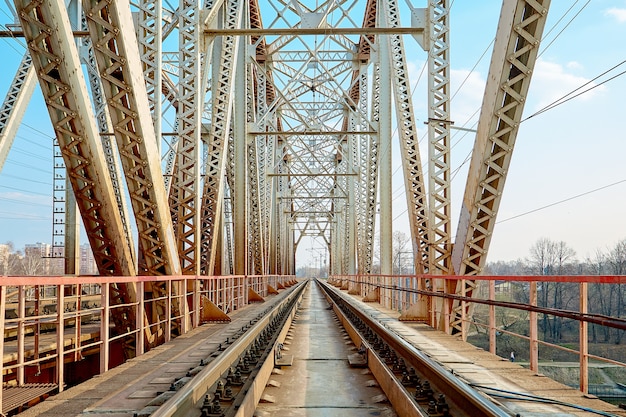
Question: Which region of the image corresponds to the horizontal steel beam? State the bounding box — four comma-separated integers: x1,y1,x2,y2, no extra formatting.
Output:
250,130,376,136
268,172,358,177
1,27,423,38
205,27,424,36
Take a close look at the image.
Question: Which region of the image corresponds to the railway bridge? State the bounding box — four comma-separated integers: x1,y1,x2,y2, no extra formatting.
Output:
1,0,626,415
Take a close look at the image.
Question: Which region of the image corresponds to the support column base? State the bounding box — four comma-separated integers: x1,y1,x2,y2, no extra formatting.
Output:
201,296,231,323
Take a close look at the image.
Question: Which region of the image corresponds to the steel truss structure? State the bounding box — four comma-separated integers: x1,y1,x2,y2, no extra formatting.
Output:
0,0,551,337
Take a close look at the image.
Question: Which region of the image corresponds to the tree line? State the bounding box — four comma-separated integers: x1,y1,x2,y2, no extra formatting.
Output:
485,237,626,345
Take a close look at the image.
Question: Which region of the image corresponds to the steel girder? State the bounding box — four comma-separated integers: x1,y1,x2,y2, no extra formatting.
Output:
137,0,162,148
14,0,136,276
81,38,136,262
450,0,551,335
172,0,203,274
82,0,181,276
0,53,36,174
427,0,452,277
200,0,245,275
381,0,429,277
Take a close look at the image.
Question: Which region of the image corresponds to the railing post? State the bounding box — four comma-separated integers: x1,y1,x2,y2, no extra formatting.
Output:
100,283,110,373
580,282,588,394
165,279,172,343
136,281,145,356
180,279,187,335
529,281,538,373
488,280,495,354
57,284,64,392
461,278,467,340
17,286,25,385
193,277,200,329
0,285,6,411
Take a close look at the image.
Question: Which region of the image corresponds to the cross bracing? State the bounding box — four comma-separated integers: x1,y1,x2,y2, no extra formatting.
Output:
0,0,551,338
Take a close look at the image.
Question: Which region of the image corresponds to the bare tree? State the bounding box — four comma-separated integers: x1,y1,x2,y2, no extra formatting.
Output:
606,239,626,343
527,238,577,341
392,231,410,274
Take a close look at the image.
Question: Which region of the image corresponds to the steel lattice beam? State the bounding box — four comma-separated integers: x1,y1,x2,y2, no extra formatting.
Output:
450,0,551,335
427,0,452,276
0,52,36,174
14,0,136,276
172,0,203,274
200,0,245,274
82,0,181,276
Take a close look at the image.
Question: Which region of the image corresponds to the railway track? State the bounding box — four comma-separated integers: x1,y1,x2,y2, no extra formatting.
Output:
144,278,520,417
317,279,509,417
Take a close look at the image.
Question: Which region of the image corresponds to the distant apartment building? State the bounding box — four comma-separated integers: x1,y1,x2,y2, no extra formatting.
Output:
23,242,53,275
79,243,98,275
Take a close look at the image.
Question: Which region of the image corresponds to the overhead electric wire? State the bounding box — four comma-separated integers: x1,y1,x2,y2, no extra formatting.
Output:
496,179,626,225
0,196,50,207
522,60,626,122
538,0,591,58
393,2,616,228
0,183,51,196
0,211,50,221
0,173,51,186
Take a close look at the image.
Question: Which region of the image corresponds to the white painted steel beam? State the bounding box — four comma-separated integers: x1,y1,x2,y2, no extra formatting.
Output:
14,0,136,276
173,0,203,274
0,53,36,174
450,0,551,334
200,0,245,274
82,0,182,275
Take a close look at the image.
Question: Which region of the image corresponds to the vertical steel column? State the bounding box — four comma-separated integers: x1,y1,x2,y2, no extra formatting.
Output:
201,0,245,274
138,0,163,152
174,0,203,274
65,190,79,274
427,0,452,276
234,33,248,275
378,1,392,276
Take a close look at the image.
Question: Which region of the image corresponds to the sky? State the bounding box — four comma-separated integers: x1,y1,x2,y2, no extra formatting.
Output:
0,1,625,268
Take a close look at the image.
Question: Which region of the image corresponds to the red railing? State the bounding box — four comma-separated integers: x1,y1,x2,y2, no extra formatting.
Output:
0,274,294,411
330,274,626,394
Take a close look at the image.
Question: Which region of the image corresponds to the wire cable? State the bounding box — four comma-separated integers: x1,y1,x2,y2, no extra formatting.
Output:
470,384,620,417
522,60,626,122
0,184,51,196
497,179,626,224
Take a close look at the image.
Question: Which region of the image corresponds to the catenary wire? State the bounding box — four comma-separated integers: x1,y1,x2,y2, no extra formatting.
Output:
496,179,626,224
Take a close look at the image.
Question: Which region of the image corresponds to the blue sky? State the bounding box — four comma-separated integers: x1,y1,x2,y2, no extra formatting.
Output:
1,1,625,266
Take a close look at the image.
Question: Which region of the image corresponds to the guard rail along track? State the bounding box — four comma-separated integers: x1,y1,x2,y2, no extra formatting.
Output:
147,280,307,417
148,277,509,417
317,278,510,417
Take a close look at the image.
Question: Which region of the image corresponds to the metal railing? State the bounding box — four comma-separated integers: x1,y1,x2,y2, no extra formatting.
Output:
0,274,294,412
330,274,626,395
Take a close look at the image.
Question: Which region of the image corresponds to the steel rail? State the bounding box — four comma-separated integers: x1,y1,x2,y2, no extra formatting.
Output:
151,280,307,417
318,279,510,417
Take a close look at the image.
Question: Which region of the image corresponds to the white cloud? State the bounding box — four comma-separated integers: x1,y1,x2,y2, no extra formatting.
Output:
565,61,583,71
605,8,626,23
528,59,605,112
